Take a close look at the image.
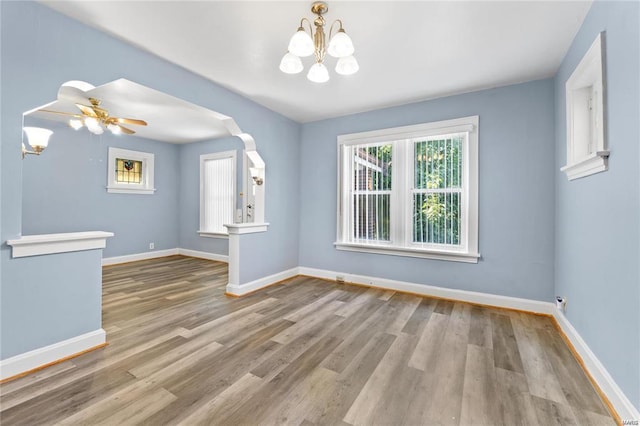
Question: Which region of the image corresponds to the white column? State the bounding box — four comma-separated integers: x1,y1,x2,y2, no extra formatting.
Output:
224,223,269,296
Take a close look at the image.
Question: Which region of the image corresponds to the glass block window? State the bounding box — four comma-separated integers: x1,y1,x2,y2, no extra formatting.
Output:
115,158,143,184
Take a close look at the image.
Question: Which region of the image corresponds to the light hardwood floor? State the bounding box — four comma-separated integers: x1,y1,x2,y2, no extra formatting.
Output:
0,255,615,425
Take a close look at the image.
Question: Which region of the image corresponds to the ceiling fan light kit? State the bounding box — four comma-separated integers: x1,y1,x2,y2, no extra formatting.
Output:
26,81,148,158
280,1,358,83
69,97,147,135
69,118,83,130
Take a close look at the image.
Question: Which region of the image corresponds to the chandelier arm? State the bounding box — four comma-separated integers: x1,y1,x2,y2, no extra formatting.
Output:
300,17,314,36
328,19,343,41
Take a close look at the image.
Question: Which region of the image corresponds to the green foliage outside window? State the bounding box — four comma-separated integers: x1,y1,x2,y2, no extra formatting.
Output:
414,136,463,245
352,135,464,246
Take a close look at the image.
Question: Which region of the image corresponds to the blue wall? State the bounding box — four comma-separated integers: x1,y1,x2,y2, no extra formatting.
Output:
178,136,242,256
300,79,556,302
1,250,103,359
554,0,640,410
21,119,180,258
1,2,300,359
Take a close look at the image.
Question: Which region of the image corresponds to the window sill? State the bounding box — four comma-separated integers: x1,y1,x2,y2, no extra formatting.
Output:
107,186,156,195
334,242,480,263
197,230,229,239
560,151,609,181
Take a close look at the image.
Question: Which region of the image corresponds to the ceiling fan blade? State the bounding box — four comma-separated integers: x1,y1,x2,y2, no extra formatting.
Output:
117,125,135,135
75,103,98,117
116,117,147,126
38,109,84,118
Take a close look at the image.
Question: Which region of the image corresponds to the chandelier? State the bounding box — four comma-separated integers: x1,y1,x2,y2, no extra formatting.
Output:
280,1,358,83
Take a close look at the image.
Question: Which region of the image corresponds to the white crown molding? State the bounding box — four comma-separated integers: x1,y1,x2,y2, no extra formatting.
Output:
552,309,640,421
0,329,106,381
7,231,114,258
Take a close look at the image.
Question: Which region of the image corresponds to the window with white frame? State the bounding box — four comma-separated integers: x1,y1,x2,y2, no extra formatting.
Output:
336,116,479,263
561,31,609,181
107,147,155,194
199,150,236,237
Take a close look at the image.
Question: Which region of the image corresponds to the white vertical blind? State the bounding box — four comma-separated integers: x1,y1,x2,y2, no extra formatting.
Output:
201,153,235,234
345,142,392,244
412,132,465,247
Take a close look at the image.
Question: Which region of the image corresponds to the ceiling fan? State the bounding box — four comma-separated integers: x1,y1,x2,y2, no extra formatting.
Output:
40,97,147,135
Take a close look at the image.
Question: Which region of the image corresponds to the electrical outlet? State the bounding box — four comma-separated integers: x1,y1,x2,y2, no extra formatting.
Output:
149,242,155,250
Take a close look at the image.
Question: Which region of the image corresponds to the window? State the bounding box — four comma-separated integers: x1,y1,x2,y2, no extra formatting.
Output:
107,147,155,194
199,150,236,237
115,159,142,184
336,116,479,263
561,31,609,181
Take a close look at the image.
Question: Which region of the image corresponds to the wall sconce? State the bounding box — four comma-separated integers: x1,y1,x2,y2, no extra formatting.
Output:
22,127,53,159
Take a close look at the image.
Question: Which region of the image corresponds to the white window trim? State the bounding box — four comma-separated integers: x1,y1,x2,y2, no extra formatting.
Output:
561,31,609,181
107,147,155,194
198,150,236,238
335,116,479,263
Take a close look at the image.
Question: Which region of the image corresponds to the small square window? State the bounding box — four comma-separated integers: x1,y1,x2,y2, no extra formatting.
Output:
107,147,155,194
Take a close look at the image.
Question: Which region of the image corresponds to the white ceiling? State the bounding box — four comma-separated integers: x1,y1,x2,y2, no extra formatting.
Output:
39,1,592,123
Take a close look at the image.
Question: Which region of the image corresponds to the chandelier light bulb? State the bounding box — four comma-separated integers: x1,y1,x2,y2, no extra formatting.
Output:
335,55,359,75
307,62,330,83
328,29,354,58
69,119,83,130
281,3,358,82
279,52,304,74
288,28,314,57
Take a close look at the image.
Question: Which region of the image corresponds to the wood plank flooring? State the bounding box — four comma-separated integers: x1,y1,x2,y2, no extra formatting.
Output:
0,255,615,425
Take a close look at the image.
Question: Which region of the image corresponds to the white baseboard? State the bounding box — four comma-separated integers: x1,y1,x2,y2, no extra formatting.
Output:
102,248,178,266
552,309,640,421
102,248,228,266
0,329,106,380
177,248,228,263
297,266,555,315
225,267,299,296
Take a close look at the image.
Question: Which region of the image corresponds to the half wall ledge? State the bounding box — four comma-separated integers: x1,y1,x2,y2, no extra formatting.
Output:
6,231,114,258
